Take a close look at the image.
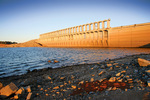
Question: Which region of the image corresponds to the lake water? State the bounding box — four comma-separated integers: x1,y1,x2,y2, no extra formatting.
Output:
0,47,150,78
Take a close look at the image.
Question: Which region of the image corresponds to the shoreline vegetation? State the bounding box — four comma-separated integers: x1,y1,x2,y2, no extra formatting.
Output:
0,53,150,100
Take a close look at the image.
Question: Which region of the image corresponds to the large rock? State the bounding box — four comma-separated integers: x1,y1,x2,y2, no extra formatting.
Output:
0,82,18,97
138,58,150,67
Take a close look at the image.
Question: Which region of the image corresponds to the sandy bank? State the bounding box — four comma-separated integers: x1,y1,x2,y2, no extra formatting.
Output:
0,54,150,100
0,39,45,48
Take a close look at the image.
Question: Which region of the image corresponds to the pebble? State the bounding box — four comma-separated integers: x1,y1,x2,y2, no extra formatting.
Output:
109,77,116,82
71,85,76,89
43,74,51,80
26,86,31,93
98,71,104,76
118,79,123,82
26,92,32,100
14,94,19,99
116,72,121,77
121,70,126,73
79,81,84,84
53,86,59,89
147,81,150,87
145,70,150,74
0,82,3,89
107,64,112,67
112,87,117,90
90,78,94,82
60,77,65,80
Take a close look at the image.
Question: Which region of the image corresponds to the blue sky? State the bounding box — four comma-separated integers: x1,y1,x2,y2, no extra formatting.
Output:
0,0,150,43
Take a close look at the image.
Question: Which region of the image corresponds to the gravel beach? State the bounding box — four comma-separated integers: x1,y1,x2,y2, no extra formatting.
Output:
0,53,150,100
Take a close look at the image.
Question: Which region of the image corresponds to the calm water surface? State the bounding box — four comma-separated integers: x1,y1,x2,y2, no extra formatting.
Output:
0,47,150,78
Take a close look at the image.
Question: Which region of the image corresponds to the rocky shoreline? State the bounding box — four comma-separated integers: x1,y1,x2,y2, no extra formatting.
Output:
0,54,150,100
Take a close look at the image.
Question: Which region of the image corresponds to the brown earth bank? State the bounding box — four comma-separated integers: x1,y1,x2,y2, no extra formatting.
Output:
0,54,150,100
0,39,44,47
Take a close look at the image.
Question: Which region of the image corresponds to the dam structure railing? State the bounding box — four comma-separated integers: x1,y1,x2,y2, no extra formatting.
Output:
38,19,111,47
38,19,150,47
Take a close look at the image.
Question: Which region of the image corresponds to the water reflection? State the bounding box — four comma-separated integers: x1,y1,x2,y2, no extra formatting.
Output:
0,47,150,77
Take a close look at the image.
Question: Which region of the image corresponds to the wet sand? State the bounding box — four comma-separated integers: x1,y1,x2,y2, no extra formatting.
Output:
0,53,150,100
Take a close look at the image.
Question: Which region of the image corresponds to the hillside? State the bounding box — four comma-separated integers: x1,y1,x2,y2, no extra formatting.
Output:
1,39,44,47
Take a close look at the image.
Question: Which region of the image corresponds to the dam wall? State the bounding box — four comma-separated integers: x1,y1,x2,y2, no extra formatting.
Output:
37,19,150,47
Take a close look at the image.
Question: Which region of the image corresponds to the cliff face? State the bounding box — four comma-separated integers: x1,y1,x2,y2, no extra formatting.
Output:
0,39,44,47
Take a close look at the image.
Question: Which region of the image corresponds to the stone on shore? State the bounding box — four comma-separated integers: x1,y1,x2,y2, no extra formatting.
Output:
53,86,59,89
71,85,76,89
147,81,150,87
0,82,18,97
98,71,104,76
0,82,3,89
107,64,112,67
109,77,116,82
14,94,19,99
90,78,94,82
43,74,51,80
79,81,84,84
26,86,31,93
26,92,32,100
116,72,121,77
145,70,150,74
138,58,150,67
16,87,24,94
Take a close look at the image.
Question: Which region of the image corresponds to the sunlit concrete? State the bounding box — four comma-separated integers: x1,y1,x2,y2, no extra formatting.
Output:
38,19,150,47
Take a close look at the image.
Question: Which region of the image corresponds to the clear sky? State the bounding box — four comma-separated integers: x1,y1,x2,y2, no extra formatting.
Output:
0,0,150,43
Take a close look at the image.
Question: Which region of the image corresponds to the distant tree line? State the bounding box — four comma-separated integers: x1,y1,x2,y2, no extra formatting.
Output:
0,41,18,44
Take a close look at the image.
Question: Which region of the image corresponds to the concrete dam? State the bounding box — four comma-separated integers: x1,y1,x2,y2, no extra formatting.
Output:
37,19,150,47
